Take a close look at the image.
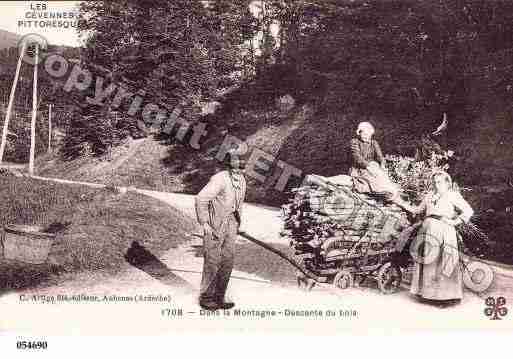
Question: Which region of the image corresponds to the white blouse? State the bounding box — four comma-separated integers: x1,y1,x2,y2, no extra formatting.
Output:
418,191,474,223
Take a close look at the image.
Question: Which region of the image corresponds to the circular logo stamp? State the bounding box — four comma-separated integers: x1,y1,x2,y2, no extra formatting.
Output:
17,33,49,65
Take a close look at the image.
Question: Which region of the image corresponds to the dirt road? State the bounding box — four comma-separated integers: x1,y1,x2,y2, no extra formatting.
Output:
1,181,512,334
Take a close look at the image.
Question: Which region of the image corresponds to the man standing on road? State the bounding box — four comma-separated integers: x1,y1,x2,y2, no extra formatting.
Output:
195,150,247,310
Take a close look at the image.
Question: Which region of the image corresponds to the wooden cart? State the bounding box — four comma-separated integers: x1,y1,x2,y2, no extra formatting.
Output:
282,175,413,294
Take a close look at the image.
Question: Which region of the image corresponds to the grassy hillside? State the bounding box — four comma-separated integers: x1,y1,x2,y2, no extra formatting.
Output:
37,106,315,203
38,137,187,190
0,172,194,294
36,91,513,264
40,99,512,197
0,29,20,50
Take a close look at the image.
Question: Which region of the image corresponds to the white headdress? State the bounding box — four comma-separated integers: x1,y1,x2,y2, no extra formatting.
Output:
357,121,375,136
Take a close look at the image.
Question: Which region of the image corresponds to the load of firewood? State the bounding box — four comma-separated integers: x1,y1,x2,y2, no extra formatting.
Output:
280,116,452,260
281,175,412,260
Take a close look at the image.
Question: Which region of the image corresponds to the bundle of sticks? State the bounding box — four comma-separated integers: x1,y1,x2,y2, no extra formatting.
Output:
281,176,411,258
456,221,492,258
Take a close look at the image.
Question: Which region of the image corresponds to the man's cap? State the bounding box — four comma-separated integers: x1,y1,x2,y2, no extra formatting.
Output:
223,149,247,169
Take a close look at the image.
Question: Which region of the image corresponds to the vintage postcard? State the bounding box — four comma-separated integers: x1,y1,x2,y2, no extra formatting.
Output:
1,0,513,350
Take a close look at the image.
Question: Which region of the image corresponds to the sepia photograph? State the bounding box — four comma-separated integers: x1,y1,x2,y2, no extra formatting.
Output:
0,0,512,351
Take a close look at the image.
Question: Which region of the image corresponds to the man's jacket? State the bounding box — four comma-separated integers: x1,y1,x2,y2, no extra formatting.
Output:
195,170,247,237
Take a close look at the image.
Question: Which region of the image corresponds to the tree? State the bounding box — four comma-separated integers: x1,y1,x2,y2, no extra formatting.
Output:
255,0,513,127
61,0,258,158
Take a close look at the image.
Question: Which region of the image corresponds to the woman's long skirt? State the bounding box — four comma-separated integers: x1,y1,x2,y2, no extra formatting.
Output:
410,218,463,300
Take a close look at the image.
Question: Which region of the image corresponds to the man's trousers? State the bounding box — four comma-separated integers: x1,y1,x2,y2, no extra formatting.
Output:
199,213,238,303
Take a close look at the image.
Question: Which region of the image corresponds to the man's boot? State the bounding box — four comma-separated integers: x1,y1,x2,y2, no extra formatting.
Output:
199,299,219,311
217,299,235,310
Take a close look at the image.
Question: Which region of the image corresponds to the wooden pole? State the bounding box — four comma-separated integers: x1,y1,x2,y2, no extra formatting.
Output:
0,41,26,164
48,104,52,153
238,231,318,281
29,44,39,176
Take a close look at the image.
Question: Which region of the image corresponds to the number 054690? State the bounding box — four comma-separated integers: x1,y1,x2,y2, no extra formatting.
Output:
16,341,48,350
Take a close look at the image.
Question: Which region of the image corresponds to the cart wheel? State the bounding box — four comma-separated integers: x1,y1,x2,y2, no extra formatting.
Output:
377,262,402,294
333,270,354,290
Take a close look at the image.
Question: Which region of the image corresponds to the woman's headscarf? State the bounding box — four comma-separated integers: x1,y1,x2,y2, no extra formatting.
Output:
430,170,452,190
357,121,375,136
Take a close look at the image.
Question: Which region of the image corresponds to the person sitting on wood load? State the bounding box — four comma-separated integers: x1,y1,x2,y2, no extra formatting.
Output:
349,121,401,204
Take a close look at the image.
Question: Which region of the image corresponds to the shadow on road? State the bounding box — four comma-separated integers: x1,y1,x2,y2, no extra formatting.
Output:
125,241,195,293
